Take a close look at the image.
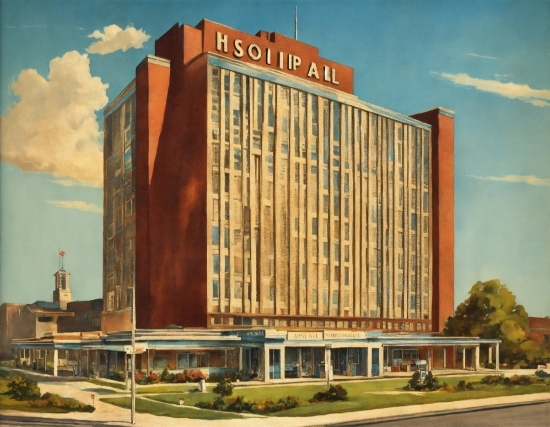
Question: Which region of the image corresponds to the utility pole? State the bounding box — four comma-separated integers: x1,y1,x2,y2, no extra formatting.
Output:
131,267,136,424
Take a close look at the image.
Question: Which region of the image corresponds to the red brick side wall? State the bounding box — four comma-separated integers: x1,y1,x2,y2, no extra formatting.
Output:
411,109,455,333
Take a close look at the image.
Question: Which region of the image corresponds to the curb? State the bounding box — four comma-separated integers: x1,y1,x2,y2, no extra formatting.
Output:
324,396,550,426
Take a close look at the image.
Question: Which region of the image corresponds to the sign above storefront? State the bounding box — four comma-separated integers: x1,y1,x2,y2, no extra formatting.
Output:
288,331,323,340
324,330,366,340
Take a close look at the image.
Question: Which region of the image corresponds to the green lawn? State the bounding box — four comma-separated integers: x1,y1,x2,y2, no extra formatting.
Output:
88,379,127,391
100,396,246,420
145,375,550,418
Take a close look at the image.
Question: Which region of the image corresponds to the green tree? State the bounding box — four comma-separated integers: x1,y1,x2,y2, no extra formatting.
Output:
443,279,549,366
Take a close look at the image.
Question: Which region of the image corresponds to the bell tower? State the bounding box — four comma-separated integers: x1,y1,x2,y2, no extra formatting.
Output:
53,250,72,310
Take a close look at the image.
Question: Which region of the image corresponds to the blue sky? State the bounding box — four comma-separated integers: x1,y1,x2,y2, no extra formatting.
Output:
1,0,549,317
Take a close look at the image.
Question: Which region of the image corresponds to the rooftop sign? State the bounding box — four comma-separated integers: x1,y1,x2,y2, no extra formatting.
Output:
200,20,354,94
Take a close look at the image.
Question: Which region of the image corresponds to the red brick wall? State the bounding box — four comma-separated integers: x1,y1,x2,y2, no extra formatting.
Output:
410,109,455,333
135,30,208,329
528,317,550,345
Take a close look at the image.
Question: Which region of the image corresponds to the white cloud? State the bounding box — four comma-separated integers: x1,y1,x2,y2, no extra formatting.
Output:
467,53,497,60
0,51,108,186
435,72,550,107
47,200,103,213
468,175,550,187
86,24,150,54
50,178,101,188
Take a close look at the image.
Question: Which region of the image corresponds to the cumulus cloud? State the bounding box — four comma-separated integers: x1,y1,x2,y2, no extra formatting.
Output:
467,53,497,60
86,24,150,54
435,72,550,107
468,175,550,187
0,51,108,186
47,200,103,213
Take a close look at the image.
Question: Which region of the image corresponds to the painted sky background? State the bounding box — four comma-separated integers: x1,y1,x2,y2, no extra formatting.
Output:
1,0,549,317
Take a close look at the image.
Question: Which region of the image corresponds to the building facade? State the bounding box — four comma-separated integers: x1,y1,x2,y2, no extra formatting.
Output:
103,19,454,333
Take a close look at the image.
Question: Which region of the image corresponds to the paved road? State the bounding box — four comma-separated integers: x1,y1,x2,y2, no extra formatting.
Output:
0,414,127,426
332,401,550,427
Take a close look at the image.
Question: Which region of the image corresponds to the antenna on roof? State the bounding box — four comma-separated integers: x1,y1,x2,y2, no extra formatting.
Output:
295,6,298,40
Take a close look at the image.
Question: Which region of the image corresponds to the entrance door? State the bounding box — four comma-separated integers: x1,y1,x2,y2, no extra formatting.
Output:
332,349,348,375
269,349,281,379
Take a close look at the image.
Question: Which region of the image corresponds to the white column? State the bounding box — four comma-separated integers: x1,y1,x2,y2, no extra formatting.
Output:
325,347,332,389
495,343,500,371
280,347,286,380
462,348,466,370
488,346,493,364
443,348,447,369
263,347,270,381
53,349,58,377
366,347,372,378
474,346,480,371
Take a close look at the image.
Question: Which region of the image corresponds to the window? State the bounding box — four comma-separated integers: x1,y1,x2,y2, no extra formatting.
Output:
212,226,219,245
344,198,349,218
410,295,416,309
213,255,220,274
312,289,318,304
212,171,220,194
212,280,219,298
154,352,169,369
224,173,229,192
344,267,349,285
344,173,349,193
312,218,318,235
411,213,417,231
323,195,329,213
344,223,349,240
323,242,329,258
332,290,339,305
334,243,340,261
344,245,349,262
323,170,329,189
234,149,242,170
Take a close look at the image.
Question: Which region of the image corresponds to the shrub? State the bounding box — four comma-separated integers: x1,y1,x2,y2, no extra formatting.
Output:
196,396,225,410
505,375,534,386
481,375,505,385
407,369,422,389
225,370,241,382
5,376,40,401
206,373,223,383
108,371,125,382
28,392,95,412
173,372,187,383
424,371,440,391
535,370,550,378
309,384,348,403
147,372,159,383
196,395,304,414
185,369,207,382
455,380,474,391
159,367,176,383
225,395,252,412
213,377,234,397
